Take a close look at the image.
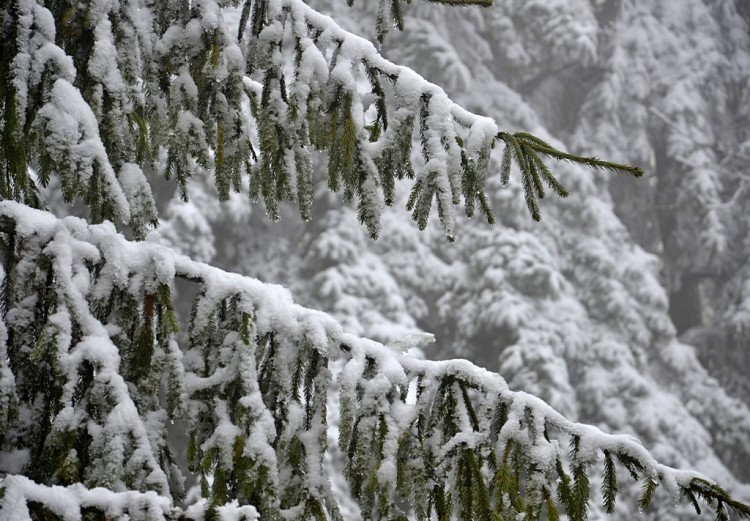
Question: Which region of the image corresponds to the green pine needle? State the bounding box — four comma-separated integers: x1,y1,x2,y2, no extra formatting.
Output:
390,0,405,31
500,142,513,187
615,452,645,481
639,478,658,511
602,450,618,514
520,162,541,222
376,0,389,42
682,488,702,515
556,459,572,513
570,465,590,521
477,191,496,226
342,113,357,173
459,382,480,431
406,177,424,212
529,153,569,197
523,146,546,199
460,150,477,218
546,493,561,521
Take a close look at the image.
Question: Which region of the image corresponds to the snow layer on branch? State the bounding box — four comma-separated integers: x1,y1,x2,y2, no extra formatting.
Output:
0,474,173,521
35,79,131,222
0,201,743,519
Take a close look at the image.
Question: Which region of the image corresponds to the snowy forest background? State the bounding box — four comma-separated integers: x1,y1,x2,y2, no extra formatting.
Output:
3,0,750,519
144,0,750,517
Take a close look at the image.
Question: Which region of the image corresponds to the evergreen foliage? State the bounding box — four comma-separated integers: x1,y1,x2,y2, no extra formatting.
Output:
0,202,748,520
562,2,750,477
1,0,637,243
258,2,750,519
0,0,747,520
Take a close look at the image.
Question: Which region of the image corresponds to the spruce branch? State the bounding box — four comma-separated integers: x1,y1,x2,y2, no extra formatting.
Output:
497,131,643,221
509,132,644,177
686,478,750,520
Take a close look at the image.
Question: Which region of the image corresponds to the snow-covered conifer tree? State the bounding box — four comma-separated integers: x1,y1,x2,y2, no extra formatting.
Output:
0,0,747,520
563,0,750,483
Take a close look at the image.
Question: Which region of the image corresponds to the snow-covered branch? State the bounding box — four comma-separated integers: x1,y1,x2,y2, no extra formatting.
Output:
0,202,745,520
1,0,640,244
